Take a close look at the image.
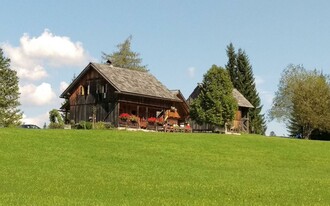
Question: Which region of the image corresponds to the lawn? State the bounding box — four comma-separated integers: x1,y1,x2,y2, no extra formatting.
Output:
0,128,329,205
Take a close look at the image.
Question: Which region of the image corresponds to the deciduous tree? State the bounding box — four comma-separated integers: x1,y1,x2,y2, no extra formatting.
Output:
269,64,330,139
190,65,237,127
0,48,22,127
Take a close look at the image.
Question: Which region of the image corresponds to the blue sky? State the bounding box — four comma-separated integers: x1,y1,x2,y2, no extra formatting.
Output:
1,0,330,135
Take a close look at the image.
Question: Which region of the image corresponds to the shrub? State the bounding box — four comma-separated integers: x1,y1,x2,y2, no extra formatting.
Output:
77,121,92,130
94,122,106,130
48,122,64,129
69,120,77,129
104,122,114,129
130,115,138,123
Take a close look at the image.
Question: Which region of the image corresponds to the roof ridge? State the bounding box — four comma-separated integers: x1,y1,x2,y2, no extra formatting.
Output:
91,62,149,73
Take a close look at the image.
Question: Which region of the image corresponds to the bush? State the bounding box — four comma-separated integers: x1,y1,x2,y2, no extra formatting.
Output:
94,122,106,130
77,121,92,130
48,122,64,129
104,122,114,129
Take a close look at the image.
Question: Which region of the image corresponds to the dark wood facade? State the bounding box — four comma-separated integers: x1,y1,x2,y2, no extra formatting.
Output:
66,68,119,124
60,63,189,127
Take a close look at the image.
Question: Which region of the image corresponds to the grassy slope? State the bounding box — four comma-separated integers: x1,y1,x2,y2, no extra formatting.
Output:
0,129,329,205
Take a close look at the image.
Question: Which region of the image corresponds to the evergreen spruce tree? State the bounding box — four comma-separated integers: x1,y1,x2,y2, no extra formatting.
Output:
225,44,267,134
0,48,22,127
226,43,237,86
287,111,302,138
102,35,148,71
190,65,237,127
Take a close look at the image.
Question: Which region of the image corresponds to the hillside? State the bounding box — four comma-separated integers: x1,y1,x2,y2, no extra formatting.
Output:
0,129,329,205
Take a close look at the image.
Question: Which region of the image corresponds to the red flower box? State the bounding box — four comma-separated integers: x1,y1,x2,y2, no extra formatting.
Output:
119,113,130,121
147,117,157,123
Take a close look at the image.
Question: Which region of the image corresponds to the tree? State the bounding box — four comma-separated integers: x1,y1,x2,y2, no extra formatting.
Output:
0,48,22,127
226,43,237,86
190,65,237,127
225,44,267,134
287,110,303,137
102,35,148,71
269,64,330,139
48,109,64,129
269,131,276,136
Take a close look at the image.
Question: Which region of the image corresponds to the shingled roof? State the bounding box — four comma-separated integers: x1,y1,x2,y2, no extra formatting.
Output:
232,88,254,108
187,85,254,108
60,62,179,101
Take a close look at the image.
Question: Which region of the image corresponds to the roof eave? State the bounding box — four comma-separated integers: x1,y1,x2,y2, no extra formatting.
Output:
115,91,182,102
59,62,93,99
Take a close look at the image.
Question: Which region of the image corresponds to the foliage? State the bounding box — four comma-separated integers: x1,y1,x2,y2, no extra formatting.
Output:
0,48,22,127
0,128,330,205
269,131,276,136
104,122,114,129
93,121,106,130
48,122,64,129
190,65,237,127
287,110,303,138
49,109,64,124
226,43,238,88
269,64,330,139
225,44,266,134
119,113,130,121
129,115,138,123
102,35,148,72
77,121,93,130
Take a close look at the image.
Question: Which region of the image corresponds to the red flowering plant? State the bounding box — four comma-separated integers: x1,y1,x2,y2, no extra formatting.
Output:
119,113,130,121
156,117,164,125
147,117,157,124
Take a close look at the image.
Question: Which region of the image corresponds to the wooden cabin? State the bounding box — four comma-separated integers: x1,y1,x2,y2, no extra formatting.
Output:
187,85,254,133
60,62,189,128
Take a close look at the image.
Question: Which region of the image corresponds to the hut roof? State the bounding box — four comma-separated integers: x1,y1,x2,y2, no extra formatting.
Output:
60,62,180,101
187,85,254,108
232,89,254,108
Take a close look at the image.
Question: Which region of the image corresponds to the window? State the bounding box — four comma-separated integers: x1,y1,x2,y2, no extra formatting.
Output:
79,85,85,96
87,84,90,95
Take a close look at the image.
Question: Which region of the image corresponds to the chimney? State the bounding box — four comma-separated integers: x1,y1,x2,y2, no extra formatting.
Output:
106,59,113,67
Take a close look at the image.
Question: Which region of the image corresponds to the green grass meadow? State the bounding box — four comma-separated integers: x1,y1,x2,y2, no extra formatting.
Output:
0,128,329,205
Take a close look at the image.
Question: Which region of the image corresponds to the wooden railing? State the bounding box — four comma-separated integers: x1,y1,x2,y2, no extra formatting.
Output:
231,119,249,133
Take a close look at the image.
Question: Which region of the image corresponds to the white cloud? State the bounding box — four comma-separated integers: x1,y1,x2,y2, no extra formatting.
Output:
20,83,57,106
187,67,196,78
2,29,92,81
16,65,48,81
60,81,69,92
21,113,49,128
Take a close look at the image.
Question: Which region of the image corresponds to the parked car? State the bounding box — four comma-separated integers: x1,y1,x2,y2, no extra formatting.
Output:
21,124,41,129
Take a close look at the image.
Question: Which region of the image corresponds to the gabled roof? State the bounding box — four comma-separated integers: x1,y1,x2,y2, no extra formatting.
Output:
187,85,254,108
170,89,190,115
60,62,180,101
232,88,254,108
